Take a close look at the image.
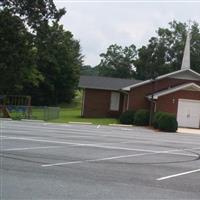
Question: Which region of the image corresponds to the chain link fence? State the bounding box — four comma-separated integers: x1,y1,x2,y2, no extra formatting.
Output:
1,105,60,121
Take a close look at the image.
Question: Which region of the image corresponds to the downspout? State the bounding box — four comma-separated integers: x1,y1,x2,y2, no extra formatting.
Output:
154,100,157,112
119,90,129,112
127,93,129,111
149,76,157,126
81,89,85,117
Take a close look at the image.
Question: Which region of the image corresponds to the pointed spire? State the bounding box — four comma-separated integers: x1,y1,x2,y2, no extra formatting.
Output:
181,31,191,70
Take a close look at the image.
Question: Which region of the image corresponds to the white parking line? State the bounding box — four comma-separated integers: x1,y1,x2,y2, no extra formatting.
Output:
1,136,99,146
1,136,158,153
2,146,60,151
42,152,155,167
41,149,199,167
42,160,84,166
1,136,198,158
3,125,200,146
157,168,200,181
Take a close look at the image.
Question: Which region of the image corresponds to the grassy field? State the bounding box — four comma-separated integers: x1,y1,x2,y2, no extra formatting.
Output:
51,90,119,125
9,108,44,120
7,106,118,125
50,107,119,125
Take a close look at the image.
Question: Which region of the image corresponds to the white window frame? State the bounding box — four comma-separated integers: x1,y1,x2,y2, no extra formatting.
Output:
110,92,120,111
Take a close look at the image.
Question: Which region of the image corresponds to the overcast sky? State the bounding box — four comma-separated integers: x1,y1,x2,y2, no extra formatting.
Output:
54,0,200,66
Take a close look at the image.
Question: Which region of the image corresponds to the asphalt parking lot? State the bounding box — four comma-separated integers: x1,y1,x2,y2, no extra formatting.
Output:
0,120,200,200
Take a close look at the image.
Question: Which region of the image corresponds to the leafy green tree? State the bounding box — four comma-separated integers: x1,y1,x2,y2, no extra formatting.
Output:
135,20,200,80
135,37,172,80
1,0,65,29
0,9,43,94
97,44,137,78
190,22,200,74
26,23,83,105
1,1,83,105
80,65,99,76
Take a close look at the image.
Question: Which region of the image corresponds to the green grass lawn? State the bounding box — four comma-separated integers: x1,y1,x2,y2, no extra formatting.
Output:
8,107,119,125
50,107,119,125
7,90,119,125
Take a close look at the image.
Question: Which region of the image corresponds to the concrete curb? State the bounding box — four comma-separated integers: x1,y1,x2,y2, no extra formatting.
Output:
0,118,12,121
177,128,200,135
68,121,93,125
21,119,45,123
109,124,133,127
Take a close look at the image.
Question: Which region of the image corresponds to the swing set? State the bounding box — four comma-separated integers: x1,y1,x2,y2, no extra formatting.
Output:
0,95,31,118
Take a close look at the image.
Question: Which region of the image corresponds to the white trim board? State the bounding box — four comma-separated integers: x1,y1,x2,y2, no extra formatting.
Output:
123,69,200,91
147,82,200,100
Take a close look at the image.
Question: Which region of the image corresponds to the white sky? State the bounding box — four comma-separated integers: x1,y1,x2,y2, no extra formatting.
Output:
54,0,200,66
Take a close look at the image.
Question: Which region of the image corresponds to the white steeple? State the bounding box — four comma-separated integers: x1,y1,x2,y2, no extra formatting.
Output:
181,31,191,70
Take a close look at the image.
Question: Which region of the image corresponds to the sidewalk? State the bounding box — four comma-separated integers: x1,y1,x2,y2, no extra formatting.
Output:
178,128,200,135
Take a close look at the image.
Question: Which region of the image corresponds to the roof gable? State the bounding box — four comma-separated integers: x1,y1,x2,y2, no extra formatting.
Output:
147,82,200,100
79,75,141,91
123,69,200,91
169,70,200,80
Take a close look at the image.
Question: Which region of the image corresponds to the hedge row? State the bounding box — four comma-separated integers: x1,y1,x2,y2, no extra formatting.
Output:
119,110,178,132
119,109,149,126
153,112,178,132
119,110,135,125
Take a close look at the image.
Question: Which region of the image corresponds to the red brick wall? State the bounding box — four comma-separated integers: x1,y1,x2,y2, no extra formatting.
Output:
128,78,200,111
156,90,200,115
82,77,200,117
83,89,124,117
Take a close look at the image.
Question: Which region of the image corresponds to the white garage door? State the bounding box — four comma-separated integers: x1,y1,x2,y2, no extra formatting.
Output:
177,99,200,128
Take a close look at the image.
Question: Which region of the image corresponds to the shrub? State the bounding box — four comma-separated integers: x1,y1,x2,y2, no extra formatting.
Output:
134,109,150,126
119,110,135,125
158,113,178,132
152,112,164,129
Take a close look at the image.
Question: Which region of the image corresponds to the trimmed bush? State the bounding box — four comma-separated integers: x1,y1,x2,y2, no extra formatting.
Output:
158,113,178,132
134,109,150,126
152,112,164,129
119,110,135,125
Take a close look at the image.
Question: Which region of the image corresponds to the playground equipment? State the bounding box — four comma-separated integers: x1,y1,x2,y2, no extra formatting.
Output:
0,95,31,118
0,95,60,121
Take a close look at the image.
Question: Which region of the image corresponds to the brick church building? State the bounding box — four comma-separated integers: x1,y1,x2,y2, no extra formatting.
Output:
79,32,200,128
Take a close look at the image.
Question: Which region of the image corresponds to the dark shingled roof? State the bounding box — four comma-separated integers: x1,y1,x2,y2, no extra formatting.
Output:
79,75,142,91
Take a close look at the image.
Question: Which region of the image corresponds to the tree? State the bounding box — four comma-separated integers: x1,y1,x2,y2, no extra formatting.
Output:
97,44,137,78
135,37,172,80
25,23,83,105
80,65,99,76
190,22,200,74
1,0,65,30
1,1,83,105
135,20,200,80
0,9,43,94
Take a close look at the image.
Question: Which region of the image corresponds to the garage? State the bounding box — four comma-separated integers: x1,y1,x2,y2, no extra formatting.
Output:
177,99,200,128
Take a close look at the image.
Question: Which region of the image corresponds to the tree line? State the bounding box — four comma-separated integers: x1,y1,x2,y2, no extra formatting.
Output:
81,21,200,80
1,1,200,106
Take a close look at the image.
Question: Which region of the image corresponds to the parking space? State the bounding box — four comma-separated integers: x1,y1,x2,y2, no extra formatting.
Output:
0,120,200,199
